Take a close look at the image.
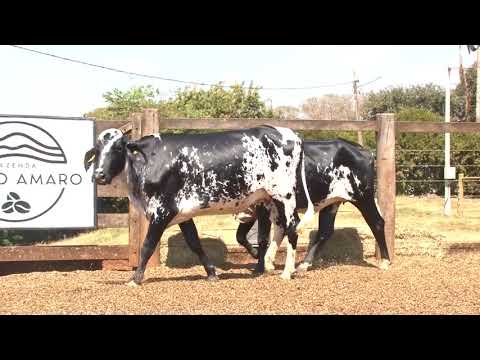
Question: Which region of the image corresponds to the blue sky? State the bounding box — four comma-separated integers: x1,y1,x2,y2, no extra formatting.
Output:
0,45,476,117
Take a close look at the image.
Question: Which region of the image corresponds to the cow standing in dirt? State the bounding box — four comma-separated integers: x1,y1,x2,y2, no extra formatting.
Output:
234,139,391,274
84,126,314,285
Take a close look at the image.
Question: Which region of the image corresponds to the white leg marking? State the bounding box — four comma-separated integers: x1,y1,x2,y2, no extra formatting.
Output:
296,261,311,272
379,259,391,270
281,242,296,280
264,225,284,273
126,280,140,287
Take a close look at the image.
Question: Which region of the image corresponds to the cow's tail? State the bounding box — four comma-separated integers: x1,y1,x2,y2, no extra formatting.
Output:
296,145,314,232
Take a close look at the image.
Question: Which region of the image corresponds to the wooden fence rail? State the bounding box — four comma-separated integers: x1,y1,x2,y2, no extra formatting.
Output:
2,109,480,269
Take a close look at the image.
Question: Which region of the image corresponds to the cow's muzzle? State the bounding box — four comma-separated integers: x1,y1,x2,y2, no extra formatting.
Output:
94,171,110,185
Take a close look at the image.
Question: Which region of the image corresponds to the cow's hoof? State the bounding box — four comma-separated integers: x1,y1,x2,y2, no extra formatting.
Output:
252,266,265,276
296,262,311,272
378,259,391,271
207,274,219,282
126,280,140,287
264,262,275,273
280,272,292,280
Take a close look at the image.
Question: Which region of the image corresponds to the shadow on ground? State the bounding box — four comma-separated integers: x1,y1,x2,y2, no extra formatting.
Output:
164,227,374,270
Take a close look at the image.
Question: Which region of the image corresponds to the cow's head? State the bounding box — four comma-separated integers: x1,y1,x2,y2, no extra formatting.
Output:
84,128,129,185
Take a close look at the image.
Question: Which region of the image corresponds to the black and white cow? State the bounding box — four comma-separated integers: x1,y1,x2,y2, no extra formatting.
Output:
84,126,314,285
234,139,391,274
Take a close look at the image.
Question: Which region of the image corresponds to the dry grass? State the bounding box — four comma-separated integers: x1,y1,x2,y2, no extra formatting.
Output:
3,196,480,315
2,253,480,314
51,196,480,248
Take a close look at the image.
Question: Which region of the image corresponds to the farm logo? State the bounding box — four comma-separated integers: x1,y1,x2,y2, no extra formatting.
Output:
0,121,83,223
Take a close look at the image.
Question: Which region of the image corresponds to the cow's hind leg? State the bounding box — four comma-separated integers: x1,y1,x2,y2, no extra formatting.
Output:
297,203,340,272
179,220,218,281
353,195,390,269
236,221,259,259
253,205,272,275
128,212,176,286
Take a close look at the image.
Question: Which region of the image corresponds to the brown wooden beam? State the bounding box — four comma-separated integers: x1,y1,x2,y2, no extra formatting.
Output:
0,245,129,262
95,120,130,135
158,118,378,131
396,122,480,133
97,214,129,228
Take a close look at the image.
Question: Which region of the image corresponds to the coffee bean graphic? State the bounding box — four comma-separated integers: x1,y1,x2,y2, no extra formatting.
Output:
2,201,13,209
7,192,20,201
14,201,31,214
2,201,14,213
2,193,31,214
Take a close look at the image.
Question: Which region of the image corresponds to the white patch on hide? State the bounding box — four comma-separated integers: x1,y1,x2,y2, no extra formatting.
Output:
327,165,354,201
375,197,383,217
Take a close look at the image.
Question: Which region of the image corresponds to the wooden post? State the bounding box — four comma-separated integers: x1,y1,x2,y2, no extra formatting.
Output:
375,113,396,262
141,109,161,268
457,173,464,217
128,112,143,268
127,109,161,268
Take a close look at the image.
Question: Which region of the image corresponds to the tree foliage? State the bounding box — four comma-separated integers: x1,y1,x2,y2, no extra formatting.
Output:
362,83,446,119
86,83,273,120
272,106,301,119
452,61,477,121
301,94,357,120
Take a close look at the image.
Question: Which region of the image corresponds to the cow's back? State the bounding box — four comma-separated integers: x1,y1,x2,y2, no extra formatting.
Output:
296,139,375,208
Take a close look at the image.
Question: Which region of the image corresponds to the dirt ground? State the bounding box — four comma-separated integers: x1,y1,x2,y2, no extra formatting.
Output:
2,253,480,315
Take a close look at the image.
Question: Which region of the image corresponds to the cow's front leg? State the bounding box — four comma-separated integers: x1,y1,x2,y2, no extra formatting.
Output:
281,210,301,280
127,211,176,287
179,219,218,281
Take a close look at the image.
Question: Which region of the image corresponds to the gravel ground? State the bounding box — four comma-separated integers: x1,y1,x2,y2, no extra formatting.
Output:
1,253,480,315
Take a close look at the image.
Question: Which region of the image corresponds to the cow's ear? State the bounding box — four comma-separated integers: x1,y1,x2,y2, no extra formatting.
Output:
126,141,147,161
126,141,139,154
84,147,96,172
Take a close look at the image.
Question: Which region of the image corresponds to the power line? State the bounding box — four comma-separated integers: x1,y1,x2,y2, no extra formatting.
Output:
9,45,381,91
357,76,382,88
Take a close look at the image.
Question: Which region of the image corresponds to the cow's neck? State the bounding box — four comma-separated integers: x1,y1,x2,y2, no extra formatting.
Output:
124,157,148,214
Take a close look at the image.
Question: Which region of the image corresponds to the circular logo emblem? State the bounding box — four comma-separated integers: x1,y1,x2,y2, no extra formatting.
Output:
0,121,69,222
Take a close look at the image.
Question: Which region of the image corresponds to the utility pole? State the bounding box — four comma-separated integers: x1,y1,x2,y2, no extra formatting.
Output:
353,70,363,145
444,67,452,216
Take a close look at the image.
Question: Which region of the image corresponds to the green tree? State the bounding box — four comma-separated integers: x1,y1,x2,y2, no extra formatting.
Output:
85,85,161,120
85,83,273,120
273,106,300,119
452,61,477,121
362,83,446,119
163,83,272,118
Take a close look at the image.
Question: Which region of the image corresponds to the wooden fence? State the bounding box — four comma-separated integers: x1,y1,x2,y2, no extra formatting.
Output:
1,108,480,269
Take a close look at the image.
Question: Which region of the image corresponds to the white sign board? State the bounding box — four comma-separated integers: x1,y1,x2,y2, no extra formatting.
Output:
0,115,96,229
